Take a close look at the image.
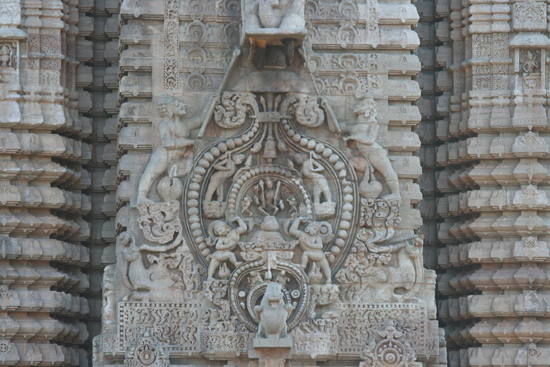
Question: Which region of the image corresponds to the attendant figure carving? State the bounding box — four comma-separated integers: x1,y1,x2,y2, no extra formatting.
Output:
289,217,332,284
204,153,245,203
137,94,215,203
344,97,400,201
522,50,539,74
241,195,254,217
207,217,248,280
294,152,335,218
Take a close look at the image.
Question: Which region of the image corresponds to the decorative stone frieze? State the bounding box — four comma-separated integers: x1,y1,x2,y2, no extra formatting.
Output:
91,0,442,366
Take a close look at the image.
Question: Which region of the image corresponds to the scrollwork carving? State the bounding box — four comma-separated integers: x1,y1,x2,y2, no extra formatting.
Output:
214,92,258,129
293,94,325,128
336,235,423,303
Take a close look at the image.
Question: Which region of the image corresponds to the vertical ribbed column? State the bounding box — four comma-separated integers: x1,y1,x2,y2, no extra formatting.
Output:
433,0,467,362
82,0,121,349
436,0,550,364
0,0,91,365
416,0,439,271
416,0,449,365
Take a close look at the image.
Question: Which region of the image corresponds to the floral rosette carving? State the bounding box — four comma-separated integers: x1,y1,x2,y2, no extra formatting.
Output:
360,321,416,367
125,334,170,367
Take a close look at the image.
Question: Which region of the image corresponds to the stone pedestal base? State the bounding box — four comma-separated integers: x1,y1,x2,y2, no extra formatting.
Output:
249,345,292,367
253,339,292,349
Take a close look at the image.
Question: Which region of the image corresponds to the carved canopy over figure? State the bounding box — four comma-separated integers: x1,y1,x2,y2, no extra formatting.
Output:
344,97,401,201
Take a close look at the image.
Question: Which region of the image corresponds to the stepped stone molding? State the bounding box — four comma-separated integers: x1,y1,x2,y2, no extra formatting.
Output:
432,0,550,364
0,0,92,365
11,0,550,364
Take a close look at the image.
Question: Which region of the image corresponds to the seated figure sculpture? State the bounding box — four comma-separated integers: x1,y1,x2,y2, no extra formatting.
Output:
254,282,294,347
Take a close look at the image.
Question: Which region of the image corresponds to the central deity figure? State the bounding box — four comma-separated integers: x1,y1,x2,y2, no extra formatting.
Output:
254,178,285,216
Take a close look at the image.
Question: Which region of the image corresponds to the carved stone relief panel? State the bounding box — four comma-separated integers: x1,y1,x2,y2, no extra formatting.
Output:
94,0,442,366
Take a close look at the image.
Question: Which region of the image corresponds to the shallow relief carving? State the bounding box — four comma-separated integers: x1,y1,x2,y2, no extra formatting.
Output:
96,0,439,365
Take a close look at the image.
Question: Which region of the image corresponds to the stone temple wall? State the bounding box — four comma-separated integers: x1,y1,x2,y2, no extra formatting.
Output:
0,0,91,365
434,0,550,366
0,0,548,366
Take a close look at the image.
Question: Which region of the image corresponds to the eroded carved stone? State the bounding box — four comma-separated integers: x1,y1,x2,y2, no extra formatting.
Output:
94,0,440,365
345,97,400,201
254,282,294,347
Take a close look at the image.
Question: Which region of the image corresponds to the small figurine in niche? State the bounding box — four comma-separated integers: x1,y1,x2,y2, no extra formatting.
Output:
206,217,248,280
289,217,332,284
287,196,298,216
248,270,264,285
522,50,539,74
344,97,401,201
0,44,14,68
137,94,216,203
